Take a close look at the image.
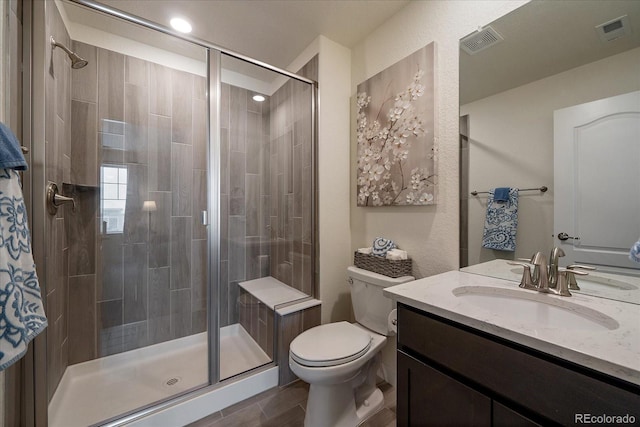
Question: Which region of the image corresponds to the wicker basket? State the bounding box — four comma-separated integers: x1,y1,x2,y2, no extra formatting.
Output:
354,251,412,278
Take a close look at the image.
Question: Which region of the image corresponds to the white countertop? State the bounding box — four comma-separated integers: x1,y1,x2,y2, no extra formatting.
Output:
383,270,640,386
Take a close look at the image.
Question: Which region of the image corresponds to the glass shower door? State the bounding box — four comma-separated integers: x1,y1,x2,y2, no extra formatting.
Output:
43,2,213,425
218,53,315,380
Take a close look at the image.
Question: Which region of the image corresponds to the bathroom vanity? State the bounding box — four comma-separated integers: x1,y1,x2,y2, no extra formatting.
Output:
384,271,640,426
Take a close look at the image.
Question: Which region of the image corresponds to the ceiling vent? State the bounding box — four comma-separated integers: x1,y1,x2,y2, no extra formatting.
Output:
460,26,503,55
596,15,631,42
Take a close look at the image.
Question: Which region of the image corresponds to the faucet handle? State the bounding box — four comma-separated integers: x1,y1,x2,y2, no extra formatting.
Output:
554,268,589,296
516,257,532,263
565,265,594,290
560,268,589,276
507,262,536,290
566,264,596,271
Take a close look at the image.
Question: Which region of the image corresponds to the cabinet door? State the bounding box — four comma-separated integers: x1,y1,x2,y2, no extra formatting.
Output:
493,401,541,427
397,351,491,427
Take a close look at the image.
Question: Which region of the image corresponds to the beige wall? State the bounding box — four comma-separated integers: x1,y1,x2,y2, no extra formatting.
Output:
287,2,532,322
349,1,527,279
461,47,640,265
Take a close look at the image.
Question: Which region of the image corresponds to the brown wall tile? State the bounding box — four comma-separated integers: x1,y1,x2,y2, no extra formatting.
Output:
98,48,124,134
68,275,96,364
171,143,193,216
171,289,192,339
149,191,171,268
124,83,148,164
70,100,98,186
148,114,172,191
149,63,171,116
123,243,148,323
171,217,192,289
71,41,97,103
149,267,171,344
171,69,193,144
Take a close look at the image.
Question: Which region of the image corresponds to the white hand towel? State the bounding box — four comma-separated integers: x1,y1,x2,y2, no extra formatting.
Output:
357,247,373,255
386,249,408,260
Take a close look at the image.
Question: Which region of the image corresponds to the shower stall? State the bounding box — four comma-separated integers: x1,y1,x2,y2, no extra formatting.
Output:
22,0,317,425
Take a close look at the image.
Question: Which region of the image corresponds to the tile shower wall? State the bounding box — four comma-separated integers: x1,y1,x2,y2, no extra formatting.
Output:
221,55,317,328
65,41,208,361
219,83,271,327
44,1,71,401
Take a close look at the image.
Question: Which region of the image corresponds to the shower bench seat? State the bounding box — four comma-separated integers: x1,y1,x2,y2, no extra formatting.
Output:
237,276,321,385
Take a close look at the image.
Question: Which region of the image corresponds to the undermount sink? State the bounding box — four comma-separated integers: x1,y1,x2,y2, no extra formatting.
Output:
452,286,619,331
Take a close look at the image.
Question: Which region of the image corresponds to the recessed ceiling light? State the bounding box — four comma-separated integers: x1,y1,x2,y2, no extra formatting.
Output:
253,94,266,102
170,17,192,34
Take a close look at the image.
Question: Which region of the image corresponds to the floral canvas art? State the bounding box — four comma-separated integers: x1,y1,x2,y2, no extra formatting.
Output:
356,43,437,206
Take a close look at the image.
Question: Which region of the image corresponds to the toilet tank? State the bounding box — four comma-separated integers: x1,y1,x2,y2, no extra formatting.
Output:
347,266,414,336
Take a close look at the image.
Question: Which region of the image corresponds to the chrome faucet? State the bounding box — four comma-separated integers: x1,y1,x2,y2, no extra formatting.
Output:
548,247,565,288
508,249,594,297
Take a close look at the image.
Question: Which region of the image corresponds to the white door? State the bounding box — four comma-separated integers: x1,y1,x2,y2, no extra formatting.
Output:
554,91,640,272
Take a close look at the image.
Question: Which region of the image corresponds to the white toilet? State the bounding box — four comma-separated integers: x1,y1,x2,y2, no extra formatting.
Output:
289,266,414,427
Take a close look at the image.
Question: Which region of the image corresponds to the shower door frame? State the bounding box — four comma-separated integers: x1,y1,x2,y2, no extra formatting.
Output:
25,0,318,425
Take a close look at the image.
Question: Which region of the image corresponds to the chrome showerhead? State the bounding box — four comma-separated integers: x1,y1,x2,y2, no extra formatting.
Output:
50,36,88,69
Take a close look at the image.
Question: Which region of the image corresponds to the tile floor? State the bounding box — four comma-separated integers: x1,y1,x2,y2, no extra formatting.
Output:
188,380,396,427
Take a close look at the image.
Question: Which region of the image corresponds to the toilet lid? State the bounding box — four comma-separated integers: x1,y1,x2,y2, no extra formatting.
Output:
290,322,372,367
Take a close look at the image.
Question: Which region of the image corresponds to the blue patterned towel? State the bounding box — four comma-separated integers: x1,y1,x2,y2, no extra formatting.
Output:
630,240,640,263
372,237,397,257
0,169,47,371
482,188,519,252
0,122,27,171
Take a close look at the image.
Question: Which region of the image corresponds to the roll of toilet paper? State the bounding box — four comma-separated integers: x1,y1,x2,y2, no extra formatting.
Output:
387,309,398,334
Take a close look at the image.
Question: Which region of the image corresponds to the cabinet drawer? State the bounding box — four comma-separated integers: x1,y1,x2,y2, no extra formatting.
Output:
397,304,640,425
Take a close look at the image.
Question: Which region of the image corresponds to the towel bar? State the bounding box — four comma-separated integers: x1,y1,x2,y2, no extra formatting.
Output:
470,186,547,196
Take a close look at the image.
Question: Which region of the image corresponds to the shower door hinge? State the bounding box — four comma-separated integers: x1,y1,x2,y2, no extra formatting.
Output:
201,210,208,226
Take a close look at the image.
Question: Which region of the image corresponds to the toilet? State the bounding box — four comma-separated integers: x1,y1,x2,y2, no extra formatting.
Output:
289,266,414,427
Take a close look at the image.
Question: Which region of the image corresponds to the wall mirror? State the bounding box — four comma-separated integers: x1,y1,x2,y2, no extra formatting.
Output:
459,0,640,304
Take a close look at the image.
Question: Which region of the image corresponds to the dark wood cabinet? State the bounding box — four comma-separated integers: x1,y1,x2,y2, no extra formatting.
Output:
396,303,640,426
398,351,491,427
493,401,540,427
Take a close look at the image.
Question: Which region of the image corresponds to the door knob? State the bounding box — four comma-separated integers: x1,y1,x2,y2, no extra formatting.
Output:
557,232,579,241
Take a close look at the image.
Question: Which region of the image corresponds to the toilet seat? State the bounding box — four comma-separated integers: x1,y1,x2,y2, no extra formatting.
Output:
290,322,372,367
